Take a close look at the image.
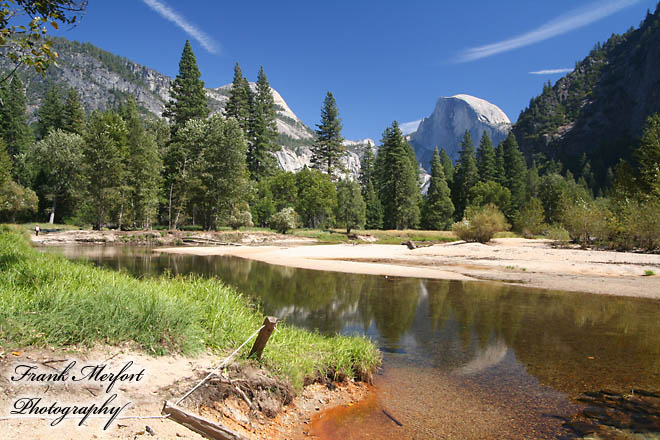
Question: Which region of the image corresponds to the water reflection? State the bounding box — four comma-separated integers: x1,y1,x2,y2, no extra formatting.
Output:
45,245,660,397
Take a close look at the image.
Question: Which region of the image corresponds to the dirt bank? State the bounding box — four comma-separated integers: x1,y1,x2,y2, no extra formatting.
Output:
157,238,660,299
0,346,367,440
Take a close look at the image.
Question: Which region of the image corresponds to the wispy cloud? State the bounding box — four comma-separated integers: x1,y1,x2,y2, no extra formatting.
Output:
529,68,573,75
455,0,639,63
142,0,220,55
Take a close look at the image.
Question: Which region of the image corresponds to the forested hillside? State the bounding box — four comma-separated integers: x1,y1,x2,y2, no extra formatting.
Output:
513,3,660,188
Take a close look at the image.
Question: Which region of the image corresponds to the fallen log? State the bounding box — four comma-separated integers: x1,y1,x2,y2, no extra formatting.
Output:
162,401,251,440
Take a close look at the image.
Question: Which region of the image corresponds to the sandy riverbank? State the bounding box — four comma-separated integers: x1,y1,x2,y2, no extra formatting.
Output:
157,238,660,299
0,346,367,440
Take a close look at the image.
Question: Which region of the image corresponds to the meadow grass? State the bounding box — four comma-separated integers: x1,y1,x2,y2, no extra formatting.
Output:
0,226,380,389
294,228,459,244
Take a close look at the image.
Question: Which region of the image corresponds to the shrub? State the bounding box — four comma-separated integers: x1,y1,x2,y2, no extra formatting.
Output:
269,207,297,234
560,198,613,246
452,203,510,243
514,197,546,238
228,204,254,230
544,224,570,242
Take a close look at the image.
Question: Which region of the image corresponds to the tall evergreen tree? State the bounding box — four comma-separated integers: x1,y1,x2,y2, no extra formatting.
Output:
376,121,420,229
634,113,660,196
452,130,479,219
422,147,454,230
476,132,497,182
502,132,527,215
311,92,345,177
225,62,252,133
358,146,383,229
0,76,33,161
439,147,454,186
163,40,209,136
494,143,506,185
120,97,162,229
81,110,128,229
62,88,85,135
247,66,280,180
36,84,64,139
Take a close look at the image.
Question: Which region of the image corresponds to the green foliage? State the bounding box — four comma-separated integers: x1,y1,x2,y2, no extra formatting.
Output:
36,83,64,139
0,179,37,221
119,96,162,229
0,1,86,77
268,171,298,211
422,147,454,230
468,180,511,212
502,132,527,216
225,62,252,134
0,227,380,388
452,203,510,243
375,121,420,229
62,87,85,135
295,167,336,229
228,203,254,230
247,66,281,181
358,146,383,229
476,132,497,182
560,198,613,246
30,129,83,223
311,92,345,176
0,75,33,162
439,147,454,186
269,207,297,234
635,113,660,196
544,224,570,242
80,110,128,229
452,130,479,219
514,197,547,237
335,178,366,233
178,115,250,230
163,40,209,136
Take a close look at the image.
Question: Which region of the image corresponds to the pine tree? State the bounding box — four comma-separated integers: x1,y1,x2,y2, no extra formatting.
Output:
36,84,64,139
502,132,527,215
439,147,454,186
62,88,85,135
376,121,420,229
225,62,252,133
120,96,162,229
358,146,383,229
0,76,33,161
163,40,209,136
452,130,478,219
635,113,660,196
335,178,366,233
422,147,454,230
494,143,506,185
81,110,128,229
247,66,280,180
476,132,497,182
311,92,345,177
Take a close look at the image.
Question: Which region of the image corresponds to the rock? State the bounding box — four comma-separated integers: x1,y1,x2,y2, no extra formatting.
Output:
410,94,511,169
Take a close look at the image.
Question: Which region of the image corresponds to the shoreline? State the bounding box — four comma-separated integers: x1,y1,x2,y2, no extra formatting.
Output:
156,238,660,299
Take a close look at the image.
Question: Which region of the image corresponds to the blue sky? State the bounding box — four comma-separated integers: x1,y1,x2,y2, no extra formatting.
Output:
53,0,658,141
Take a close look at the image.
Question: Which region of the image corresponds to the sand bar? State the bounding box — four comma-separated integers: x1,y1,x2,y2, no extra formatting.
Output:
157,238,660,299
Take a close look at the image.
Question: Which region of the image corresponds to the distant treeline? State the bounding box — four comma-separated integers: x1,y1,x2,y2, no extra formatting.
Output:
0,41,658,250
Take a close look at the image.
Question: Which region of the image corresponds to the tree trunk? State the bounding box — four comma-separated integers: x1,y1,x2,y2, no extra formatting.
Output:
49,196,56,224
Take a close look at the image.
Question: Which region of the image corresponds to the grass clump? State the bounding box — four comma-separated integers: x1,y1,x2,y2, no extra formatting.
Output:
0,226,380,389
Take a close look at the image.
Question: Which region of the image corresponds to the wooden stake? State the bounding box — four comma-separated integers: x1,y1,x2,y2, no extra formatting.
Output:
248,316,278,360
162,401,250,440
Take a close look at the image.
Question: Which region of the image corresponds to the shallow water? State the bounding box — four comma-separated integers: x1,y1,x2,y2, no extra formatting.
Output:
44,245,660,439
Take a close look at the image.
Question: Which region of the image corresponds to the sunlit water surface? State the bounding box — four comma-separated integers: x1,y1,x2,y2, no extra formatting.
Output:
43,246,660,439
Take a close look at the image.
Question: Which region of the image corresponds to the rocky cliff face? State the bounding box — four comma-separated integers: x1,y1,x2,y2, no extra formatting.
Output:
410,94,511,169
513,4,660,184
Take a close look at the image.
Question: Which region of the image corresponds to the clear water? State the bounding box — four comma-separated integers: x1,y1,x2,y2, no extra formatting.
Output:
44,246,660,439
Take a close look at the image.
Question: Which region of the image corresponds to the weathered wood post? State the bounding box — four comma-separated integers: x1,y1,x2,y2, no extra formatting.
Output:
248,316,278,360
